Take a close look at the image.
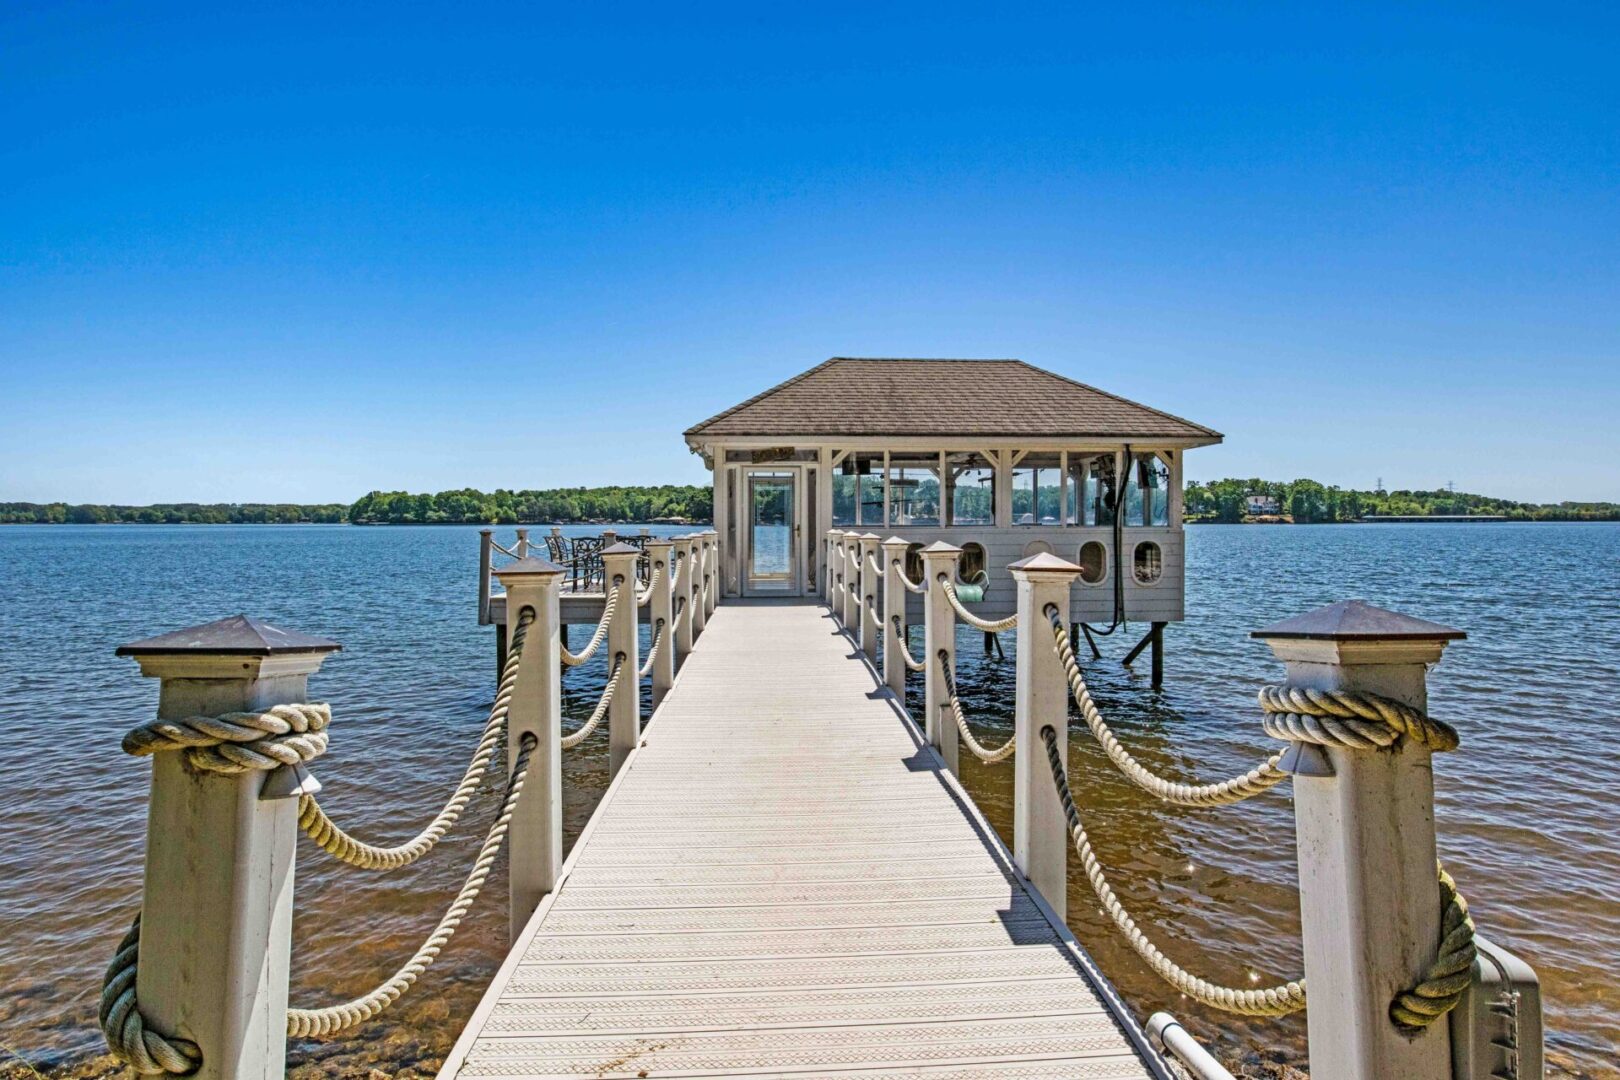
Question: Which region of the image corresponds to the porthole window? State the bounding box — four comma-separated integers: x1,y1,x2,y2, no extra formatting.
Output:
1021,539,1053,558
959,542,987,582
904,542,924,583
1077,541,1107,584
1133,541,1163,585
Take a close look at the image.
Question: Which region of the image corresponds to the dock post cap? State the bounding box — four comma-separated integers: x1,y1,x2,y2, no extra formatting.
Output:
857,532,881,542
919,540,963,556
1253,599,1464,666
1251,599,1465,642
494,556,565,578
116,614,340,657
879,535,910,548
644,536,675,549
1008,551,1084,575
479,527,493,535
600,541,644,556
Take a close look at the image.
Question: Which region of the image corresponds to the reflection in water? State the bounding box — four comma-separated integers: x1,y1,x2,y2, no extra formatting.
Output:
0,523,1615,1078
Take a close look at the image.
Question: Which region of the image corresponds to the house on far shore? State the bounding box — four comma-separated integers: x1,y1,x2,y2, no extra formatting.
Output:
682,356,1222,629
1247,494,1281,516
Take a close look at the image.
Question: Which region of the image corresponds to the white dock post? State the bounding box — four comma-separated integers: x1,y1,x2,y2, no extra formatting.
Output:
842,533,862,629
826,529,845,619
478,528,494,625
601,543,643,777
494,557,565,943
1011,552,1083,920
920,541,962,775
858,533,881,662
646,538,676,708
514,527,530,557
702,529,720,612
1253,601,1465,1080
115,616,340,1080
880,536,910,698
691,535,710,636
672,534,696,660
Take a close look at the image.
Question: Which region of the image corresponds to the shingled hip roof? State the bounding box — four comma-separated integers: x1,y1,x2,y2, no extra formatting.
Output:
684,358,1221,442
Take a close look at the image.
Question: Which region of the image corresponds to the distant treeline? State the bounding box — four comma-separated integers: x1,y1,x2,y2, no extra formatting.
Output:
347,485,713,525
0,502,349,524
1185,479,1620,523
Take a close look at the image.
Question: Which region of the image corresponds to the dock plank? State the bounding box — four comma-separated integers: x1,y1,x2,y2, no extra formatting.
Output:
441,600,1161,1080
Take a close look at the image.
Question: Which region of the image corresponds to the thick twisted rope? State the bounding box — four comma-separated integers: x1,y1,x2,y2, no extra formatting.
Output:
298,609,533,870
1390,867,1478,1031
891,616,924,671
639,619,665,679
893,559,926,595
560,584,618,667
1258,685,1460,752
939,576,1018,632
123,702,330,775
668,552,682,591
939,652,1016,764
286,732,536,1037
636,563,661,608
100,916,202,1074
1045,606,1288,807
1040,725,1308,1016
562,653,624,750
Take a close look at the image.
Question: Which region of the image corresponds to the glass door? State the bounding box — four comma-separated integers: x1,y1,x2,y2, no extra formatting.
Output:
745,470,797,595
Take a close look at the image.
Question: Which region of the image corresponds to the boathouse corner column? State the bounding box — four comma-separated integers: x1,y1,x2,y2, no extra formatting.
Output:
1011,552,1083,920
494,557,565,943
672,535,696,659
602,544,643,776
115,618,340,1080
646,539,676,707
858,533,881,662
479,529,494,625
920,541,962,775
1253,602,1465,1080
880,536,910,697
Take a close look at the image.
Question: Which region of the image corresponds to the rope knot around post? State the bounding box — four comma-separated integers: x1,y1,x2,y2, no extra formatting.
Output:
100,916,203,1075
122,701,331,776
1257,684,1460,753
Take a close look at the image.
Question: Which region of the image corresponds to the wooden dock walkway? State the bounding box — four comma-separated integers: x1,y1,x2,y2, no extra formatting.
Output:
440,599,1165,1079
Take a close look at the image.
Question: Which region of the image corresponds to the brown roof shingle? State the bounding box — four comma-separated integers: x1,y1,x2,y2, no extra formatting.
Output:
684,358,1222,442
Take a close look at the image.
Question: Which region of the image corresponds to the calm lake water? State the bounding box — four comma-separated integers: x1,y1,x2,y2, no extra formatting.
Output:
0,523,1615,1078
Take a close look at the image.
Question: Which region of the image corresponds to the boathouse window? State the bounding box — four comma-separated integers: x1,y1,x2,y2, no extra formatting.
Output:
831,453,885,526
1022,539,1053,558
1012,453,1062,525
904,541,924,583
886,454,940,526
1121,452,1171,527
1067,455,1116,526
1077,540,1107,584
944,452,995,525
1133,541,1164,584
958,542,987,583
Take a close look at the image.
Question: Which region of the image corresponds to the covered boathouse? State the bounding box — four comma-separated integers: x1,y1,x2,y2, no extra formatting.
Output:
685,357,1222,630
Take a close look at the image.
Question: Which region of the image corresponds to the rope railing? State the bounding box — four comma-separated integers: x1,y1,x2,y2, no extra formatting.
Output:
561,584,619,666
561,652,625,750
639,620,665,679
299,609,535,869
1038,724,1308,1017
891,616,924,671
636,563,661,608
668,551,683,591
1044,605,1288,808
938,653,1016,764
939,576,1018,632
894,559,926,594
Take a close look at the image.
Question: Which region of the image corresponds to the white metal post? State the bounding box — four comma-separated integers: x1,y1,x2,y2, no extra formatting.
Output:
514,527,529,558
1254,602,1465,1080
880,536,910,698
116,616,340,1080
858,533,881,662
645,538,676,708
494,557,565,943
920,541,963,775
672,534,696,660
601,543,642,777
1011,552,1082,919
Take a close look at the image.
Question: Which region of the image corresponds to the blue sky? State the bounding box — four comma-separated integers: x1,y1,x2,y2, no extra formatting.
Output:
3,3,1616,504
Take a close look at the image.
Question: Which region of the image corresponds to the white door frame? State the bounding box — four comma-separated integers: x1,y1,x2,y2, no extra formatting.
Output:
741,466,804,597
